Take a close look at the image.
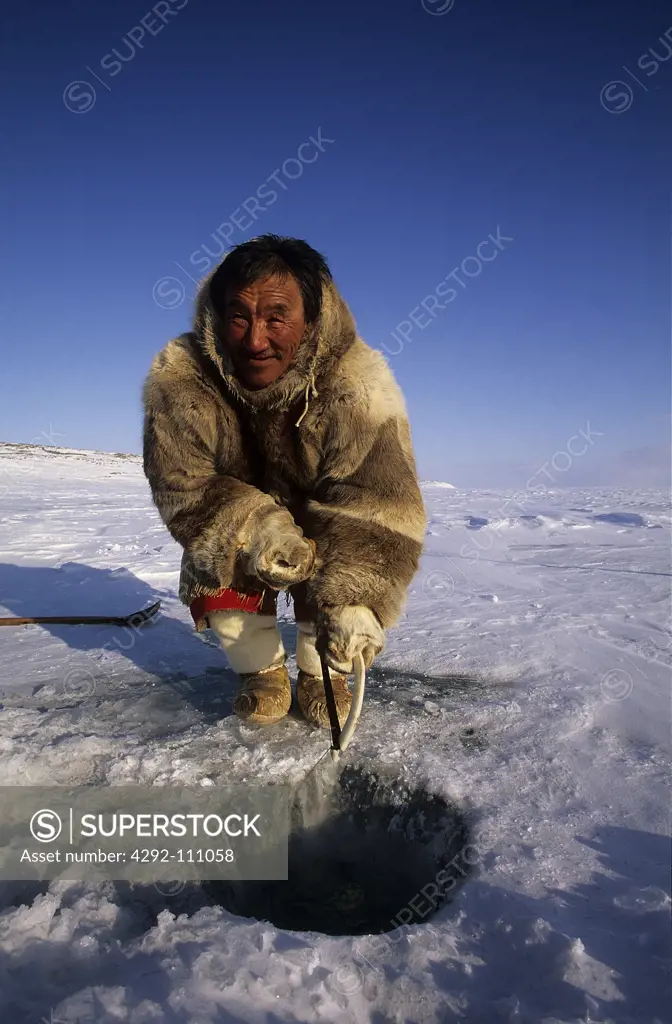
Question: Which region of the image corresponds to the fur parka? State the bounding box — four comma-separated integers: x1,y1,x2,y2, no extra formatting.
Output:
142,265,427,631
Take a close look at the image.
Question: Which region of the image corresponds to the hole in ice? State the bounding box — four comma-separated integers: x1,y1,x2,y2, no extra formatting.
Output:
202,765,473,936
85,770,473,941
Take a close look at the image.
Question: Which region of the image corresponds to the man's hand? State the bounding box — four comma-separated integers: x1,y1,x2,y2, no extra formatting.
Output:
316,605,385,673
240,506,316,589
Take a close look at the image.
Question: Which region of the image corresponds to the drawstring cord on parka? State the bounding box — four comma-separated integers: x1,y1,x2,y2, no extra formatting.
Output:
294,371,319,427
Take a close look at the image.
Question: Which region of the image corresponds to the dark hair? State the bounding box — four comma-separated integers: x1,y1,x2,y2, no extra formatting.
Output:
209,234,332,324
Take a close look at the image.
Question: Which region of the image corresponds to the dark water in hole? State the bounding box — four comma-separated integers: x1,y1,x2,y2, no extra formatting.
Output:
203,764,472,936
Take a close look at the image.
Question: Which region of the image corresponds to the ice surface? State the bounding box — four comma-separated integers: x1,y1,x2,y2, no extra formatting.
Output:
0,446,669,1023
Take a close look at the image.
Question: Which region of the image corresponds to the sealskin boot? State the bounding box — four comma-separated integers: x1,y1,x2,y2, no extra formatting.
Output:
296,668,352,729
233,664,292,726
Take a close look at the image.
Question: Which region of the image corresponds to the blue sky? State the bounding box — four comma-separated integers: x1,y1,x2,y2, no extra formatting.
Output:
1,0,670,487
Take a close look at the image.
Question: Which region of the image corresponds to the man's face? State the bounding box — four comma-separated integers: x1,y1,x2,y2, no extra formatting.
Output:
221,273,307,389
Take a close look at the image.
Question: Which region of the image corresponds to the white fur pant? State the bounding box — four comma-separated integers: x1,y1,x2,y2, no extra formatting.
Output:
207,610,323,677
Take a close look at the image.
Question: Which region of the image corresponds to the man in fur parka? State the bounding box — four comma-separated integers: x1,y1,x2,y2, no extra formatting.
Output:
142,235,426,729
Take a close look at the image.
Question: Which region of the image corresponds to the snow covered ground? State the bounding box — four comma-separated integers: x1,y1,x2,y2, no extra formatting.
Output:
0,443,669,1024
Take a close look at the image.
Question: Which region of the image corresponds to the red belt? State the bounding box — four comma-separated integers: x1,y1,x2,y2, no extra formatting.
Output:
190,587,272,631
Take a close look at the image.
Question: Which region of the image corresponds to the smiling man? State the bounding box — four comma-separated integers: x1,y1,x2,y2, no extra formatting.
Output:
224,274,306,389
142,235,426,729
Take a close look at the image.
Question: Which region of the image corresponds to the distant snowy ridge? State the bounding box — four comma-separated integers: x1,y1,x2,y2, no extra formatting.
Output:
0,441,141,462
0,445,457,486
